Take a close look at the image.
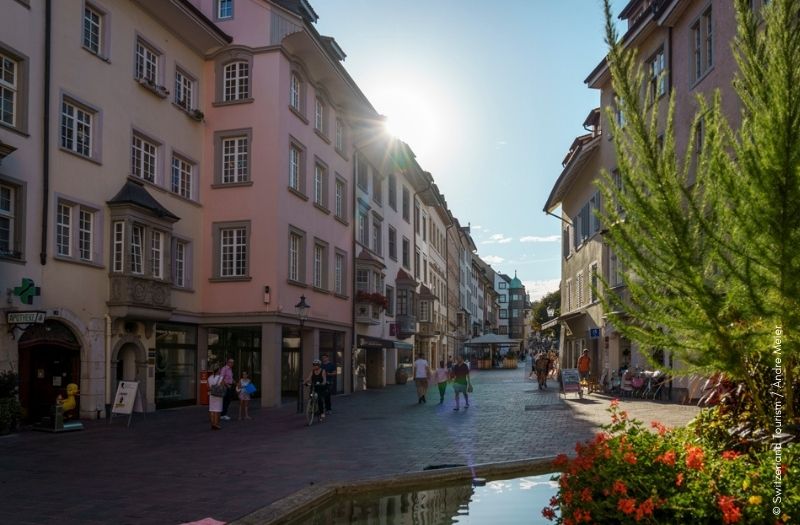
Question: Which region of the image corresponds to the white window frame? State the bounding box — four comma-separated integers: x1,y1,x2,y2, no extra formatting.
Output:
335,177,346,219
0,183,15,255
217,0,233,19
334,251,345,295
220,227,247,277
135,39,159,84
371,217,382,255
335,118,344,151
54,200,99,264
132,133,158,183
174,69,195,111
289,231,302,282
314,163,326,207
222,136,249,183
314,97,325,133
313,243,326,289
82,5,103,56
60,98,93,158
289,143,302,191
151,230,164,279
130,224,144,275
174,239,187,287
171,155,193,199
691,7,713,84
647,47,666,100
0,53,17,127
78,208,93,261
112,221,124,272
56,203,72,257
289,73,301,111
223,61,249,102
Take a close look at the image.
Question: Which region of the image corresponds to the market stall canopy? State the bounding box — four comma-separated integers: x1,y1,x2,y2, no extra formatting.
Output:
464,333,521,346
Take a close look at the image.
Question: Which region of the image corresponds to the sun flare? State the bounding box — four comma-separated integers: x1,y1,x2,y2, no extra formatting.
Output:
378,88,441,151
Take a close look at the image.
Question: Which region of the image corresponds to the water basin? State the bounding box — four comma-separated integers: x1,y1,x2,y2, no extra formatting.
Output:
282,472,559,524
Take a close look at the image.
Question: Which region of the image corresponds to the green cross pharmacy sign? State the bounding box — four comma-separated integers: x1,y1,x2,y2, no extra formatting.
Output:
12,278,41,305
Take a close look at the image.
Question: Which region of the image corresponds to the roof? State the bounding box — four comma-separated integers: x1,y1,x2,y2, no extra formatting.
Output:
464,333,521,346
509,272,524,290
543,133,601,213
107,180,180,221
356,249,386,269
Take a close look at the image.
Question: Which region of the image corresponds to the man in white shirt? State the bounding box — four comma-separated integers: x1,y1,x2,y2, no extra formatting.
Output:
412,353,430,404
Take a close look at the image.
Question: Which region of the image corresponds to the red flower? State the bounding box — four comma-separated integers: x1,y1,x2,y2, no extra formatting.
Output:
581,487,593,503
722,450,741,460
574,509,592,523
554,454,569,468
542,507,556,521
717,495,742,524
618,498,637,515
780,464,787,476
650,420,668,436
624,452,638,465
685,445,705,471
612,480,628,495
656,450,677,467
675,472,684,487
636,497,656,521
594,432,609,444
549,496,559,507
563,490,574,505
610,398,620,408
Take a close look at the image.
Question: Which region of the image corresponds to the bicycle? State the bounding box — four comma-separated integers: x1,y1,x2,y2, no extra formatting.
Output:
304,384,324,426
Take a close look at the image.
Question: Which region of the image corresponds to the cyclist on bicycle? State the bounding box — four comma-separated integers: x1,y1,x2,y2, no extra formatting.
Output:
305,359,327,421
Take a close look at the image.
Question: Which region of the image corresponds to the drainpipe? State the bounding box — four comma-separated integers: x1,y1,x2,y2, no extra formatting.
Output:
105,314,112,418
350,153,358,394
40,0,52,265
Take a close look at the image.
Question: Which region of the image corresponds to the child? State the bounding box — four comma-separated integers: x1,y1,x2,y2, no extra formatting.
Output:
236,371,253,420
434,360,449,404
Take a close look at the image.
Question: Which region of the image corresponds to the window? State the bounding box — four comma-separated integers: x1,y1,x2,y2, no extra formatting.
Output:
388,226,397,260
356,268,369,293
414,248,420,279
422,213,427,241
695,117,705,156
221,135,248,183
313,242,328,289
171,155,193,199
334,251,346,295
135,39,159,84
288,229,305,283
590,263,598,303
313,162,327,208
357,208,369,246
499,309,508,319
55,200,98,263
397,288,410,316
356,155,368,191
60,98,93,158
414,201,420,234
691,8,713,83
565,279,573,311
335,177,346,220
498,294,507,303
314,97,325,134
223,61,249,101
562,226,571,258
112,221,124,272
289,73,302,112
335,118,344,152
131,224,144,274
217,0,233,19
0,53,17,127
402,186,410,222
151,230,164,279
82,5,105,57
419,300,431,322
647,47,666,100
174,69,195,111
220,227,247,277
0,182,22,258
289,143,305,193
576,270,584,306
385,285,394,316
402,237,410,269
512,309,520,318
388,174,397,210
174,239,188,287
609,250,624,287
499,282,507,289
371,217,382,255
131,133,158,183
372,172,382,204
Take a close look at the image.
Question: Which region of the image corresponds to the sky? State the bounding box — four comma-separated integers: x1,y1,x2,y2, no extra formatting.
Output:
314,0,625,300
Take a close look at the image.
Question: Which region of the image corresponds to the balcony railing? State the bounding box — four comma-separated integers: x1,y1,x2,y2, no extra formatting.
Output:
107,274,173,320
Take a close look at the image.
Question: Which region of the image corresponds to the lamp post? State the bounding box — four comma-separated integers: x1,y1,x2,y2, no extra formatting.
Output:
295,295,310,413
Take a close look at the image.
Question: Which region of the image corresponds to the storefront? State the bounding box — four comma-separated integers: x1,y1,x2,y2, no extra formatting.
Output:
319,330,345,394
207,326,262,399
154,323,197,409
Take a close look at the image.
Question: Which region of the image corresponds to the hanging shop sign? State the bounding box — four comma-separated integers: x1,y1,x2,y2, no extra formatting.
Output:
7,311,46,324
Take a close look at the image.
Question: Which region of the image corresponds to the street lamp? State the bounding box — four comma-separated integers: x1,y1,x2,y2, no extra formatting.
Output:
546,306,555,318
295,295,310,413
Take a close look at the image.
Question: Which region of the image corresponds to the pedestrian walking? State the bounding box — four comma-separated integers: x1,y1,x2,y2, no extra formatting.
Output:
535,353,551,390
434,360,450,404
236,371,253,420
450,355,471,411
413,352,430,404
220,357,235,420
321,353,336,414
208,365,223,430
578,350,591,381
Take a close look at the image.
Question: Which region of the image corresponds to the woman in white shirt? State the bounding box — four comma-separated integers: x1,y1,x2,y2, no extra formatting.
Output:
208,365,224,430
434,360,450,404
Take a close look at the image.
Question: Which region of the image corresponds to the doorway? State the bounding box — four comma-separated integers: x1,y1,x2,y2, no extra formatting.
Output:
18,321,81,422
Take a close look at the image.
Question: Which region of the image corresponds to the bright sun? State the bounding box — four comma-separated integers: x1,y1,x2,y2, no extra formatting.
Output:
379,88,441,152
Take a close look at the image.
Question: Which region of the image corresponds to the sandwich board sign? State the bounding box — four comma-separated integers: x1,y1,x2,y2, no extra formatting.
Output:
561,368,582,398
111,381,146,427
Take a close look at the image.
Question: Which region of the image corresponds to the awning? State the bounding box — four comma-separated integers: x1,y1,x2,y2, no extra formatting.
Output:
464,333,521,346
393,341,414,350
541,318,560,330
356,335,394,349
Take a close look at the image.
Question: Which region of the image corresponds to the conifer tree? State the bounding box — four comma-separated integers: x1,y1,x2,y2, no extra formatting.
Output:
597,0,799,428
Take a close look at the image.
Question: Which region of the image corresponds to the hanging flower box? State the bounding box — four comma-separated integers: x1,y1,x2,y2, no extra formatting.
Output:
356,291,389,310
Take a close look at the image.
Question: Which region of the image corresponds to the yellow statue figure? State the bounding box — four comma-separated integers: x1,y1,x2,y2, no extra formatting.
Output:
57,383,80,417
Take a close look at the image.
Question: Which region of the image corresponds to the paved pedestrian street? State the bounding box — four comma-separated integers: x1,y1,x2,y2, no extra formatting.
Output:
0,368,700,525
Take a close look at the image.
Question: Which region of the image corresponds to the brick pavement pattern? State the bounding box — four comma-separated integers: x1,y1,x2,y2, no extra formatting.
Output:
0,368,700,524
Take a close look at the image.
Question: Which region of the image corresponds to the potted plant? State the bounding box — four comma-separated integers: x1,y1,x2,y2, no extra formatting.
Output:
0,371,20,434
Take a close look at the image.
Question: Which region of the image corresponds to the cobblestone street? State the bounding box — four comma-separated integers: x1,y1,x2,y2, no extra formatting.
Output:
0,368,700,525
